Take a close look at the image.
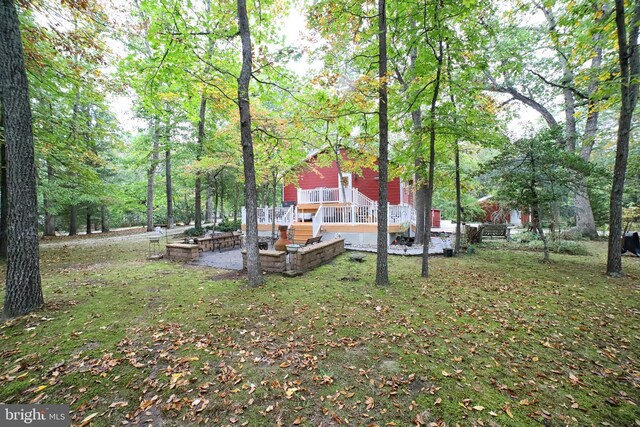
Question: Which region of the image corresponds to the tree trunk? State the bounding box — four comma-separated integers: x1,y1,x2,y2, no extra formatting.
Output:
574,180,597,238
86,208,92,235
237,0,263,286
0,132,7,257
0,0,43,317
376,0,389,286
233,180,240,223
69,205,77,236
572,20,604,239
165,148,174,229
43,162,55,237
205,181,213,224
421,35,444,278
220,172,225,219
271,173,277,245
213,178,219,229
411,104,427,245
607,0,640,276
195,96,207,229
454,135,462,254
101,205,109,232
532,198,550,263
414,185,426,244
400,44,426,245
146,119,159,231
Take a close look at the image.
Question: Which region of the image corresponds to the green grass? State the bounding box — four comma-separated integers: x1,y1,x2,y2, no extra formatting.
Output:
1,237,639,426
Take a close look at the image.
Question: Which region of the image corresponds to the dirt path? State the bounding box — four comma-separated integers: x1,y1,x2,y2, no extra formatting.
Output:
39,226,191,248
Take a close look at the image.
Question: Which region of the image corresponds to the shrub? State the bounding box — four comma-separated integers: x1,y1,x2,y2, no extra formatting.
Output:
514,231,540,244
184,227,204,237
550,240,590,256
523,239,589,256
558,228,590,241
216,219,241,232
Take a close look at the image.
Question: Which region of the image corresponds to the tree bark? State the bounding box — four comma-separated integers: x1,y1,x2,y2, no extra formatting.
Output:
411,107,427,245
532,197,550,263
0,131,7,257
213,177,219,229
375,0,389,286
43,162,55,236
146,119,159,231
233,180,240,223
220,172,225,219
69,205,77,236
572,27,604,239
101,205,109,232
86,208,92,235
454,125,462,254
398,44,427,245
205,180,213,224
271,172,277,245
237,0,263,286
421,31,444,278
165,148,174,229
195,96,207,229
43,202,55,236
0,0,43,317
607,0,640,276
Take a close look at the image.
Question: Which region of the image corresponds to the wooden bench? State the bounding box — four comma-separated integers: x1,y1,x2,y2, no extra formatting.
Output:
304,235,323,246
481,223,510,240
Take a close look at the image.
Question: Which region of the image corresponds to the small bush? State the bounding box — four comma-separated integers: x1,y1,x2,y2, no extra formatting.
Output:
558,228,590,241
523,239,589,256
216,219,241,232
514,231,540,244
550,240,590,256
184,227,204,237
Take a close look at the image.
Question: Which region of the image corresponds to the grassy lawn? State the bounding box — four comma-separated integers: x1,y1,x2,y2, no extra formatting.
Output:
1,237,639,426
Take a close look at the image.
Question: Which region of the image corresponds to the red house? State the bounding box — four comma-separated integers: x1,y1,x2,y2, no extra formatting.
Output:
244,148,441,245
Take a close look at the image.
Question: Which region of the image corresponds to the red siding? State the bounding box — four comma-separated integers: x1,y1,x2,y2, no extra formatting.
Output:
432,209,441,228
283,150,401,204
283,183,297,203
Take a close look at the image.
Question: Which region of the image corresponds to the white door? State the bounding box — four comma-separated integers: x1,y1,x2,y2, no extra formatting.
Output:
338,173,352,203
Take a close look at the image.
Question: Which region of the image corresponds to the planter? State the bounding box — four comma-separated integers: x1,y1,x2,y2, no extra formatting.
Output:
274,225,292,251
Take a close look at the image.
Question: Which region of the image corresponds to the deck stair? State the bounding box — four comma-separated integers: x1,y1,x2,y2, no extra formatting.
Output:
289,222,314,244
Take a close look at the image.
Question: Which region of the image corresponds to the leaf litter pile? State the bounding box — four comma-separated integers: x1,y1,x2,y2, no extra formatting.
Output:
0,239,639,426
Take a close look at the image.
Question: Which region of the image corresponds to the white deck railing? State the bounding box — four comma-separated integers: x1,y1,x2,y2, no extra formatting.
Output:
317,205,378,224
298,187,377,206
298,188,340,204
388,205,413,224
246,205,417,226
254,206,294,225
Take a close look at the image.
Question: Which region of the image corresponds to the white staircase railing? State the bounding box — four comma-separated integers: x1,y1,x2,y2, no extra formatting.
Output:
312,205,324,237
352,188,376,206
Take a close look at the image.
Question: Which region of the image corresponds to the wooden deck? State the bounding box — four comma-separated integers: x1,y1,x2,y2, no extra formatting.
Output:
242,222,408,241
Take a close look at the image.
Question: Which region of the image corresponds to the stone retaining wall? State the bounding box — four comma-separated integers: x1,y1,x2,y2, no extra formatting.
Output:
291,238,345,273
242,238,345,274
241,249,286,273
166,243,199,261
